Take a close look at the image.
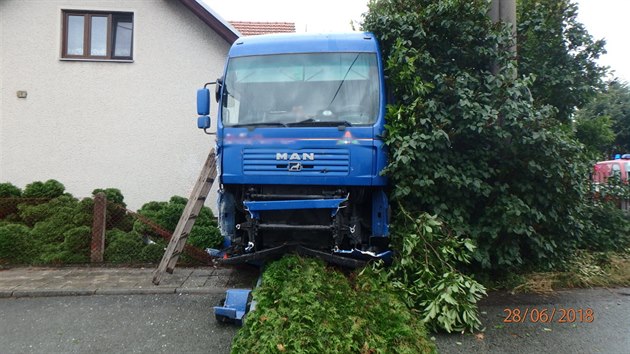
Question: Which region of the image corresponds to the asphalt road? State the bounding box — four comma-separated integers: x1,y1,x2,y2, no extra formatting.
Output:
435,287,630,354
1,287,628,353
0,294,237,354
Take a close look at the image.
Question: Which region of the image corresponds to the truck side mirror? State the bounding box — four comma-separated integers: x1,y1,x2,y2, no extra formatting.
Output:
197,88,210,115
198,116,211,129
197,88,211,130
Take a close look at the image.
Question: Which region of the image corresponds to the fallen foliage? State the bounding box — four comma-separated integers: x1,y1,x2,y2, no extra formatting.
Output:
231,255,436,354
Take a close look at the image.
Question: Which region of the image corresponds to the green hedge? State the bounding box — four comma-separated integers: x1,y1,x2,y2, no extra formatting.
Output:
0,180,222,265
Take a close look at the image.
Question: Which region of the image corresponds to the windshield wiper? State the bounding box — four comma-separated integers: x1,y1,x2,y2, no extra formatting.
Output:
230,122,288,129
326,53,361,108
288,119,352,127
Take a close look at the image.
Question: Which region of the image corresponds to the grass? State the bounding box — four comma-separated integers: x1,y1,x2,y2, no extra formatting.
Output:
507,250,630,293
231,255,436,354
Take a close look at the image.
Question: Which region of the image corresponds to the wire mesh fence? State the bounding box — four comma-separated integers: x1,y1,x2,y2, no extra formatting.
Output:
0,197,52,220
103,201,213,265
0,194,215,266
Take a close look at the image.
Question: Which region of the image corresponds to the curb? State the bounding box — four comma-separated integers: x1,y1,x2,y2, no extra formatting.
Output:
95,288,176,296
12,289,96,298
176,287,228,295
0,287,229,298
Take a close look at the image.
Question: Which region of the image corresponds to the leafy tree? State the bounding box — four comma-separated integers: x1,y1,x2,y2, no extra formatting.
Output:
517,0,607,122
575,80,630,154
574,114,614,157
363,0,590,271
363,0,600,332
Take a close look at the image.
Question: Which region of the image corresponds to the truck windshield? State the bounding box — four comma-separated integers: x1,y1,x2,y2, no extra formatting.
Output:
221,53,379,127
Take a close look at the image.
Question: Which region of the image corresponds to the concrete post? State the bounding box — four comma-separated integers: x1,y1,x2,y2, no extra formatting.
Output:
489,0,517,74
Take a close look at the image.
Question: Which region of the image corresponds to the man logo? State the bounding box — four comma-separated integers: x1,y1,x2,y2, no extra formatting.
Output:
288,162,303,172
276,152,315,161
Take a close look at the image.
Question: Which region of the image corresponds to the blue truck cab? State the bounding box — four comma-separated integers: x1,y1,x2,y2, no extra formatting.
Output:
198,33,389,262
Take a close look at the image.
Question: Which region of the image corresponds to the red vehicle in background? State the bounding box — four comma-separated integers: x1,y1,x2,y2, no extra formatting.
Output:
592,154,630,184
592,154,630,211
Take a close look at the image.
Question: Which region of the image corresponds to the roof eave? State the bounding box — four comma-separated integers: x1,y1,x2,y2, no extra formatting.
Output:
178,0,241,43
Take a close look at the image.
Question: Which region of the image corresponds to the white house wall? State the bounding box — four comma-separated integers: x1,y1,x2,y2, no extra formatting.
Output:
0,0,227,213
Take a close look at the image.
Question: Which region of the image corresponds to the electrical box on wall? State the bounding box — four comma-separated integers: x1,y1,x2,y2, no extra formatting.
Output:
16,91,27,98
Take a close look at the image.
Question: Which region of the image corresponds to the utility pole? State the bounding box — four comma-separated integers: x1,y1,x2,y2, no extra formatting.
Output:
489,0,517,74
490,0,517,42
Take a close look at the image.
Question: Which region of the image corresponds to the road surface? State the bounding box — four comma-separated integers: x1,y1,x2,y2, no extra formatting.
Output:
435,287,630,353
0,294,237,353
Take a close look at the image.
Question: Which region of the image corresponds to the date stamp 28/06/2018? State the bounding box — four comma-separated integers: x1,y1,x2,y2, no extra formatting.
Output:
503,308,595,323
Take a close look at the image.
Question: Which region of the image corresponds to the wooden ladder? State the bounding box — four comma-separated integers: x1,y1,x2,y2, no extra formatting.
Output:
152,149,217,285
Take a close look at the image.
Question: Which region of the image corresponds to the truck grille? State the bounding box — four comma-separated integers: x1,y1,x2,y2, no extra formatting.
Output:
243,149,350,176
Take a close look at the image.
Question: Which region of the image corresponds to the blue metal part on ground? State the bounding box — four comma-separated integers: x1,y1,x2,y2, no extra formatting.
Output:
213,289,251,326
243,198,347,219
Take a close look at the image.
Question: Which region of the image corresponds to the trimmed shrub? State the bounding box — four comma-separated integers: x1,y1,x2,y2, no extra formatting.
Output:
23,180,65,199
104,230,144,263
0,183,23,220
0,223,32,264
91,188,133,232
138,241,166,263
189,226,223,250
0,183,22,198
135,196,221,249
61,226,91,263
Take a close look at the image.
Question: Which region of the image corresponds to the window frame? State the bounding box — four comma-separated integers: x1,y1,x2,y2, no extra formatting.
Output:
610,163,621,177
61,10,134,61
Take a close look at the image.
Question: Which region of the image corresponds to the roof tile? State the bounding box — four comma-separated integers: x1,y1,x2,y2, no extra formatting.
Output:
230,21,296,36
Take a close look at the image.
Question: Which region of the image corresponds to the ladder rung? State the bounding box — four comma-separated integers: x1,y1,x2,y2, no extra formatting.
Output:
153,149,217,285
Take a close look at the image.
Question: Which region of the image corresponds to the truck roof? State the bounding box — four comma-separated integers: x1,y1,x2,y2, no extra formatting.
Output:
228,32,379,57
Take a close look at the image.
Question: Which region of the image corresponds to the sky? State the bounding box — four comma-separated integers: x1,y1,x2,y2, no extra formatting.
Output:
205,0,629,83
575,0,629,83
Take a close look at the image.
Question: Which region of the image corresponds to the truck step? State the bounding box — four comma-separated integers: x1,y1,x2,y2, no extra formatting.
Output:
152,149,217,285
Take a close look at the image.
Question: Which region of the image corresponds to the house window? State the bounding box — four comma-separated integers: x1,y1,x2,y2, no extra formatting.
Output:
62,11,133,60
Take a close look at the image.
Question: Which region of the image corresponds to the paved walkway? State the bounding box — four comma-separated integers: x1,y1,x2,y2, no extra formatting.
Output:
0,265,258,298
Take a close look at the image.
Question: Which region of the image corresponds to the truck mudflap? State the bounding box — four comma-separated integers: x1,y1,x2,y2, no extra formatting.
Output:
213,244,392,269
